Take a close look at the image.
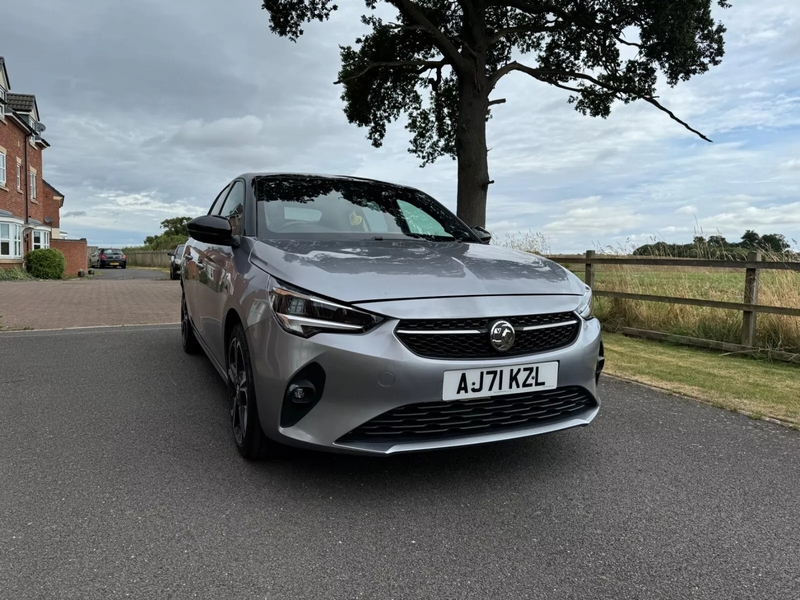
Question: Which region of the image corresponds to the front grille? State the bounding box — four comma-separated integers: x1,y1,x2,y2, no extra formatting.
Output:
338,386,596,444
395,312,579,359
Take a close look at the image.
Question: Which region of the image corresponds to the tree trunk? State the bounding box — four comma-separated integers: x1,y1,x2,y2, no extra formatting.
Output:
455,76,490,228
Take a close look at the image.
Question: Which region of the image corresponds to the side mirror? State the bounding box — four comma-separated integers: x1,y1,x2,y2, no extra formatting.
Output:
472,226,492,244
187,215,234,246
166,252,174,257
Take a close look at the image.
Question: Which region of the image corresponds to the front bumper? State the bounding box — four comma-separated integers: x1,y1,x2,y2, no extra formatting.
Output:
246,302,602,455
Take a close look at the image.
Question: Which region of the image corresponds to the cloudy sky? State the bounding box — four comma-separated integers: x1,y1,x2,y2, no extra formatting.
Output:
2,0,799,252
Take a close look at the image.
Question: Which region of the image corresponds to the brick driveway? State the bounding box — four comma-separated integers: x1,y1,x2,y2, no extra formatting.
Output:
0,278,180,330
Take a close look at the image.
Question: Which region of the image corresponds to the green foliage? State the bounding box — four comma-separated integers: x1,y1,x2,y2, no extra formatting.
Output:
160,217,192,237
140,216,192,250
25,248,66,279
633,231,794,259
262,0,729,167
0,267,34,281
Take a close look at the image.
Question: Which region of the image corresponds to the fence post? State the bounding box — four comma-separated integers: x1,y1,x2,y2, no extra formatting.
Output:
584,250,596,289
741,250,761,347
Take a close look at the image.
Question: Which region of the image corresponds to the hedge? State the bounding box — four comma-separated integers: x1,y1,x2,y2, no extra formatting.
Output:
26,248,66,279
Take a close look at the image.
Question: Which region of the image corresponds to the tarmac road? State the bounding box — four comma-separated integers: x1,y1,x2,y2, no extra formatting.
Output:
1,325,798,599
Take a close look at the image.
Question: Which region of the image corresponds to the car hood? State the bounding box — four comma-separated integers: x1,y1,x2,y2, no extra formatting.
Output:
251,239,584,303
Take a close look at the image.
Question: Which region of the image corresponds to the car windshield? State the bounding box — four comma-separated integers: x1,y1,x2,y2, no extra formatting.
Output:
254,176,475,242
104,249,122,255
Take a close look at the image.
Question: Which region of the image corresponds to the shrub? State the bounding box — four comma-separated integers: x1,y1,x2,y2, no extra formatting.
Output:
25,248,66,279
0,267,34,281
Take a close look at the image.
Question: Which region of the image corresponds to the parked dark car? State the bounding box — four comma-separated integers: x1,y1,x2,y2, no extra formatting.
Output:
167,244,185,280
181,173,603,460
91,248,127,269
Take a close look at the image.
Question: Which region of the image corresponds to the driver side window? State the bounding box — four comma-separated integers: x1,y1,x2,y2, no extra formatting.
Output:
208,184,231,216
216,180,246,236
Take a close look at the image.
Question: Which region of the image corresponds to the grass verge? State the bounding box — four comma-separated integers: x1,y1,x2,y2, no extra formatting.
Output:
603,332,800,427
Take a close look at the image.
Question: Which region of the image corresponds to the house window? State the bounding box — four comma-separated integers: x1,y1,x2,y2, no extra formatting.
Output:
0,151,6,186
29,170,36,201
32,230,50,250
16,162,21,191
0,223,23,259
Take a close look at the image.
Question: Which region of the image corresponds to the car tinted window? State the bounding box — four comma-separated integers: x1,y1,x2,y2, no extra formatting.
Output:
255,176,473,242
208,184,231,216
217,180,246,236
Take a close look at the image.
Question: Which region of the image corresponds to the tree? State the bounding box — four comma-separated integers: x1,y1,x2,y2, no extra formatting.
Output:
160,216,192,238
261,0,729,227
693,235,707,245
759,233,790,253
740,229,760,249
707,235,727,247
140,217,192,250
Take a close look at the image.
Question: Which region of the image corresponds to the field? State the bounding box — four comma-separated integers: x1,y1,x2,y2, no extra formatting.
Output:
565,265,800,353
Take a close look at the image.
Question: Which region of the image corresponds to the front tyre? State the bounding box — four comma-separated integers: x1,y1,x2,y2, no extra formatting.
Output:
227,323,275,460
181,293,202,355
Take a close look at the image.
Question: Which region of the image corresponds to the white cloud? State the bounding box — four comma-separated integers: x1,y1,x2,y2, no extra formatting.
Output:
168,116,265,148
676,206,697,215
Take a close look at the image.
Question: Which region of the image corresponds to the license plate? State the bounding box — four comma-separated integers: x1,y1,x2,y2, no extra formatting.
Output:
110,262,119,266
442,361,558,401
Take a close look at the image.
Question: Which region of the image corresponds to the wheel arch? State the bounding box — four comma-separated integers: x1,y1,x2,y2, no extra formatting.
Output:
224,307,245,349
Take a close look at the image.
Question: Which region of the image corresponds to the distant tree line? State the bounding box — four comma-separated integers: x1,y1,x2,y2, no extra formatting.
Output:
633,230,794,259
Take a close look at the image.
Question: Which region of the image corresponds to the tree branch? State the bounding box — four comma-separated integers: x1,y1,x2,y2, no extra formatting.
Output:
335,59,448,84
615,36,644,49
388,0,471,73
490,0,576,25
489,21,562,45
488,98,507,106
494,62,713,142
492,0,618,35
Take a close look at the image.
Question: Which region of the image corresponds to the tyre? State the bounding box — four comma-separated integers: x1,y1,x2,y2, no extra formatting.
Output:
181,293,202,355
227,323,276,460
122,264,127,269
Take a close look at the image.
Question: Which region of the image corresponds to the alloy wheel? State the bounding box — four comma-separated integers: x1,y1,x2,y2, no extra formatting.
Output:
181,296,190,346
228,337,248,446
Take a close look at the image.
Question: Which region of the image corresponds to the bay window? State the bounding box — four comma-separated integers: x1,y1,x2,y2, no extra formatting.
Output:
0,222,23,259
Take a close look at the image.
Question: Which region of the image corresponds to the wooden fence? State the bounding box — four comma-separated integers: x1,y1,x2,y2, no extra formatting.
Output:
124,251,172,268
547,250,800,364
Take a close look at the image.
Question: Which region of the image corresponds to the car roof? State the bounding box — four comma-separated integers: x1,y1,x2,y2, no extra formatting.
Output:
239,173,421,193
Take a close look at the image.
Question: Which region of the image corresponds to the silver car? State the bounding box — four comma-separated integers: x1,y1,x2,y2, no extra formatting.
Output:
181,174,604,459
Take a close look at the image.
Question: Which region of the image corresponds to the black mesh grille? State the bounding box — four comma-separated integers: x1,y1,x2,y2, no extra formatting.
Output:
338,386,596,444
396,312,579,359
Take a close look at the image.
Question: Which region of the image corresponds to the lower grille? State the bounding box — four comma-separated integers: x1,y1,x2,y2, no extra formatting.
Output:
337,386,596,445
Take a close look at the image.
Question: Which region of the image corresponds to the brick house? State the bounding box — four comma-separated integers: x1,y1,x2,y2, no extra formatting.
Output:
0,56,86,274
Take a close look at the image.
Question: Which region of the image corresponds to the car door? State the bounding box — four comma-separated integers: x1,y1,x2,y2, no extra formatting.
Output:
184,184,230,342
197,179,246,365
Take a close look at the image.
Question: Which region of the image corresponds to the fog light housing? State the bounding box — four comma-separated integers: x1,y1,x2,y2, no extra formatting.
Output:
595,341,605,384
281,363,326,428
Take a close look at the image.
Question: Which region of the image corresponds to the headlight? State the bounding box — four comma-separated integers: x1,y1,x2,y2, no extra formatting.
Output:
576,285,593,320
269,280,383,337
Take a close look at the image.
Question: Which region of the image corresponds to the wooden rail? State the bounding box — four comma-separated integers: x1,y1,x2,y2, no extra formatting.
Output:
546,250,800,361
